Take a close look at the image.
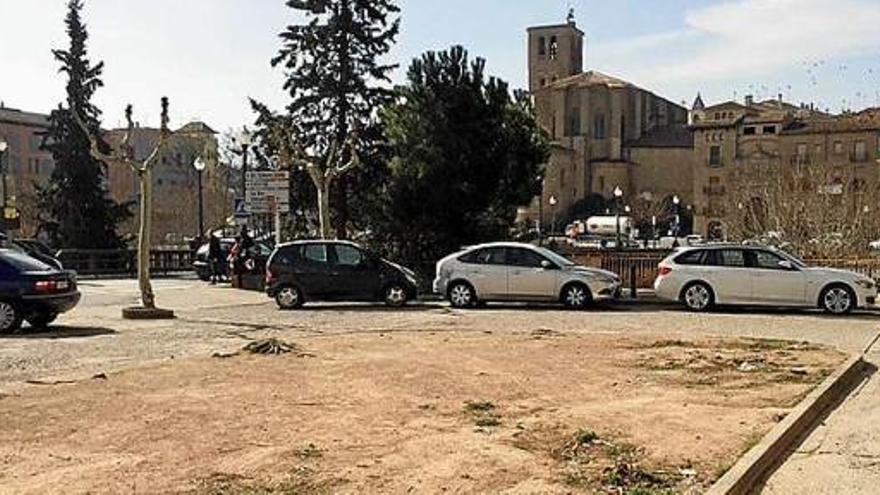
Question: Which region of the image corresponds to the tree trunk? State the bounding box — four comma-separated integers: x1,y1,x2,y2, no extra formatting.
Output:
316,177,333,240
138,168,156,308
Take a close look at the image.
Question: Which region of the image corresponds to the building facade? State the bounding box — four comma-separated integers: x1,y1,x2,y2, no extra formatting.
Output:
526,17,880,240
525,19,694,230
0,105,55,234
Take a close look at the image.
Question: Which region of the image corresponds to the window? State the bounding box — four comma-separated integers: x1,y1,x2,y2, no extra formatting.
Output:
333,244,363,267
272,247,298,266
537,36,546,56
540,78,546,87
593,114,607,139
598,176,605,192
762,125,777,134
507,248,548,268
477,248,506,265
302,244,328,264
854,140,867,162
833,141,844,154
566,107,581,136
743,127,756,136
796,143,808,157
751,250,787,270
815,144,822,156
709,249,745,267
549,36,558,60
675,250,706,265
709,145,722,167
714,112,721,120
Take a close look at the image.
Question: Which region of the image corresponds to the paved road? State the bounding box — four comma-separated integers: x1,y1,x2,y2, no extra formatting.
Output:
2,278,880,493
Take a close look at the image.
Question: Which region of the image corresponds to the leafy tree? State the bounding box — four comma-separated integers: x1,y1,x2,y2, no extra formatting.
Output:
38,0,129,248
252,0,399,238
367,46,549,276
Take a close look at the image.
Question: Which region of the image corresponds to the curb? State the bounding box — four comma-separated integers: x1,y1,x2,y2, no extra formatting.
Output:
706,354,869,495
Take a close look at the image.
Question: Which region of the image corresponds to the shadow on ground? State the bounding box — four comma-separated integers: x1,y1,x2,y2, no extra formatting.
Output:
1,326,117,340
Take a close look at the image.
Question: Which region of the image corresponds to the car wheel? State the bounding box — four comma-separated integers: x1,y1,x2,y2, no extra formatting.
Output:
26,313,58,330
561,283,591,309
682,282,714,312
448,282,476,308
820,285,855,315
275,286,304,310
0,301,23,334
383,283,409,308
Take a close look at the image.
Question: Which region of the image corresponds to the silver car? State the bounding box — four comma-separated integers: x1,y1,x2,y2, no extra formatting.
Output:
654,245,877,315
433,242,621,308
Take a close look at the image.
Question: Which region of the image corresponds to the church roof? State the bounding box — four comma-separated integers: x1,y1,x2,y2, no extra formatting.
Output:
547,70,636,90
692,93,705,110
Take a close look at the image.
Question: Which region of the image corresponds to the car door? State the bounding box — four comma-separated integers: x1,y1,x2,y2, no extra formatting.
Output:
747,250,807,305
506,247,558,300
462,247,508,299
296,243,333,299
705,249,753,304
330,243,380,301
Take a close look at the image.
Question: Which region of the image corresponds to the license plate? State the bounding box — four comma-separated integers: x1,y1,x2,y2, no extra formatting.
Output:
57,281,69,290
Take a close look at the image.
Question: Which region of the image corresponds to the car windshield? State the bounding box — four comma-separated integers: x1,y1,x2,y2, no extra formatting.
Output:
0,249,53,272
777,250,807,268
533,247,575,267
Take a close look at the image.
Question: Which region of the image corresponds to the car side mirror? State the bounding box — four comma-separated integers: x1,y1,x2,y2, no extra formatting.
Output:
778,260,794,270
541,260,555,270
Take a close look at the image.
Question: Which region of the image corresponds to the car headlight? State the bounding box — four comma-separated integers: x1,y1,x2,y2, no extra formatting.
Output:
855,279,875,290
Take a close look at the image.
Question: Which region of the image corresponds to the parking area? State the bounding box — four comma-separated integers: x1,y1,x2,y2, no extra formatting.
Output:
1,279,879,493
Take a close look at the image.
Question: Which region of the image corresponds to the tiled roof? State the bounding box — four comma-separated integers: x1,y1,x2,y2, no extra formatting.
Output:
0,107,50,127
627,125,694,148
548,70,636,90
783,108,880,134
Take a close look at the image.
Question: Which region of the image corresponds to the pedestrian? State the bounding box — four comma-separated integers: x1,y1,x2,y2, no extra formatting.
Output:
208,232,223,284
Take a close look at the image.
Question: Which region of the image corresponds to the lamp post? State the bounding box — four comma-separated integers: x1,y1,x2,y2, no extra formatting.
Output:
672,195,682,238
549,195,558,236
193,157,206,243
0,138,8,212
614,186,624,250
238,127,252,212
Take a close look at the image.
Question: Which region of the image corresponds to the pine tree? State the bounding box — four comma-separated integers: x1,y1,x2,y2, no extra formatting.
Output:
38,0,128,249
253,0,399,238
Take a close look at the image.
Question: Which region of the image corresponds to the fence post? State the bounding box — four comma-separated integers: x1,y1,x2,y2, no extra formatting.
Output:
630,264,637,299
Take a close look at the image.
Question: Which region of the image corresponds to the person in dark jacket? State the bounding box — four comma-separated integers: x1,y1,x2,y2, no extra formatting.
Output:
208,232,224,284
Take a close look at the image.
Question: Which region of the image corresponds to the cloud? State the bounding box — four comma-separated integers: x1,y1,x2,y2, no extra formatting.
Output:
592,0,880,85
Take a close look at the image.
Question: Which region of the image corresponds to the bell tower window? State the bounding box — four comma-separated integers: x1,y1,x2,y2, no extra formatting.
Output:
549,36,559,60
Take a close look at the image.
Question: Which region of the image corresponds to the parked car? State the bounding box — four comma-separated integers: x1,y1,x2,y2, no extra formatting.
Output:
654,245,877,315
433,242,621,309
0,234,63,270
0,248,81,333
265,240,419,309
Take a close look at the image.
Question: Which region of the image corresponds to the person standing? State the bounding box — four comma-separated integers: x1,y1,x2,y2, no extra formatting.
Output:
208,232,223,284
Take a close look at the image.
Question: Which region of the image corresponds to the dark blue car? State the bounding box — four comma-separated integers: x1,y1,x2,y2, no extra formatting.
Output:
0,248,80,333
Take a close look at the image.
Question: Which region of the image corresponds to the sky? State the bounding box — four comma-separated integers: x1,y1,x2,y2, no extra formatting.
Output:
2,0,880,133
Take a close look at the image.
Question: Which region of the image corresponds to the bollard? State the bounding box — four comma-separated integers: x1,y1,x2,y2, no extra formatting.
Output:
630,265,638,299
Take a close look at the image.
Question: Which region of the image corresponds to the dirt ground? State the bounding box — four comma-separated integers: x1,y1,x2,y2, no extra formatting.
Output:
0,329,843,494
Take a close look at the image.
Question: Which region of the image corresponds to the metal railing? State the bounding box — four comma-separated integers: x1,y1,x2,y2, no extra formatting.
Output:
56,248,194,277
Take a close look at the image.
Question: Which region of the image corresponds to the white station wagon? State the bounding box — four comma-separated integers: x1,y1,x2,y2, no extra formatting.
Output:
654,245,877,315
433,242,621,309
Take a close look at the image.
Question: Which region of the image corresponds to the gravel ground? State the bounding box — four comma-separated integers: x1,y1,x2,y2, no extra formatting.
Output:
2,279,879,392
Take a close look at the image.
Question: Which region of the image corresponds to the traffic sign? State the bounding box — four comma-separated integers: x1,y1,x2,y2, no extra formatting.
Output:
246,171,290,214
233,198,249,218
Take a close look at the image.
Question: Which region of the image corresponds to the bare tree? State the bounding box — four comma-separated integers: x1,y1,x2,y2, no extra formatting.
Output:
252,108,360,239
72,98,173,315
722,160,880,258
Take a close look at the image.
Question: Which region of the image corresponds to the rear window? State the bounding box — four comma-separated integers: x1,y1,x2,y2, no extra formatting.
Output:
0,250,53,272
271,246,299,266
674,250,706,265
459,248,505,265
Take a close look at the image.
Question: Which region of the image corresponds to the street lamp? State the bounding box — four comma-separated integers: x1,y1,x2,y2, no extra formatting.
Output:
0,138,8,212
614,186,624,250
237,127,252,203
672,195,682,238
549,195,558,236
193,156,207,243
